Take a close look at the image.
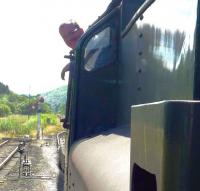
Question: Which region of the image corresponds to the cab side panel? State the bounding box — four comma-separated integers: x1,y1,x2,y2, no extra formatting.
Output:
118,0,198,125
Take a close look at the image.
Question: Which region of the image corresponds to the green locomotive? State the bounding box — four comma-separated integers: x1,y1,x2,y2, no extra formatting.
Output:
64,0,200,190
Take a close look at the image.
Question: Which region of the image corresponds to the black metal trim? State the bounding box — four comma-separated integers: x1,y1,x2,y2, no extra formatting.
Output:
194,0,200,100
121,0,155,38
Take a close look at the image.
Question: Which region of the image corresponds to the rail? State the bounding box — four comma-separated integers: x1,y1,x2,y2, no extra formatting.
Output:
0,146,18,170
0,140,9,147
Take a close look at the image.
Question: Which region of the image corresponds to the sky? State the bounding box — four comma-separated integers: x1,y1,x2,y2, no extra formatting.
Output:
0,0,110,95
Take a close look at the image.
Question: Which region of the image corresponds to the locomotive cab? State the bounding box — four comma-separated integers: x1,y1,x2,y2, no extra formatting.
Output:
67,7,131,190
66,0,200,190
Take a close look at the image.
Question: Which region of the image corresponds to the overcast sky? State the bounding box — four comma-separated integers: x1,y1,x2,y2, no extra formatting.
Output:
0,0,110,95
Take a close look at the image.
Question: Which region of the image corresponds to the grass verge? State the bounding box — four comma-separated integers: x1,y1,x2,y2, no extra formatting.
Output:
0,114,63,138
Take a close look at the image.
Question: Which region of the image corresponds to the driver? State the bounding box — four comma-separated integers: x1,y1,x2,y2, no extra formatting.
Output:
59,0,122,80
59,22,84,80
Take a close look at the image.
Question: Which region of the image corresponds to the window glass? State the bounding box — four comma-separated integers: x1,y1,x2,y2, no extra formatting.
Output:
84,27,115,71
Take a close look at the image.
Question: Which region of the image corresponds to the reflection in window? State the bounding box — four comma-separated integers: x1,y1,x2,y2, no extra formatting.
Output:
84,27,114,71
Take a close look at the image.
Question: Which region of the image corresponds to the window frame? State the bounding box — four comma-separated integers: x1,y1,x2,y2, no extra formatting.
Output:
81,23,117,72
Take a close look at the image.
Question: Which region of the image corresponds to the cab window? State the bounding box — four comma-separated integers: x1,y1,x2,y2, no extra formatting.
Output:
84,27,115,71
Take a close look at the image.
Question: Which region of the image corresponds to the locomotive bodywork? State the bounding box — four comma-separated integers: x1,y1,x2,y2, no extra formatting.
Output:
65,0,200,190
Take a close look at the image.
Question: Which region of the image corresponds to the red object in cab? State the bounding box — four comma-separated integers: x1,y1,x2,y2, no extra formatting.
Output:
59,23,84,49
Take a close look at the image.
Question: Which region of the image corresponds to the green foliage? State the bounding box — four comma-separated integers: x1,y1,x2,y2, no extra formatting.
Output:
0,115,26,134
40,114,59,126
0,82,66,116
0,103,11,117
0,82,53,116
0,114,59,136
42,85,67,114
58,103,66,115
0,82,10,94
40,104,52,114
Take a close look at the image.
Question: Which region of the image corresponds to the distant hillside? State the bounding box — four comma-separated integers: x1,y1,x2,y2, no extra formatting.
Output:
0,82,11,94
0,82,52,117
42,85,67,114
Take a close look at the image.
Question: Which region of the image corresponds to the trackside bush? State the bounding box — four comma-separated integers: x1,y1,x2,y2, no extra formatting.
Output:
0,114,60,136
0,104,11,117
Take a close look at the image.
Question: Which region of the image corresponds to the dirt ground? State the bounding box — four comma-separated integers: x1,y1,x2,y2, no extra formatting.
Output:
0,137,64,191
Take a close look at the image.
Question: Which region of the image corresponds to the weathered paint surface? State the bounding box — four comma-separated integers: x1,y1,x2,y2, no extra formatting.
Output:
131,101,200,191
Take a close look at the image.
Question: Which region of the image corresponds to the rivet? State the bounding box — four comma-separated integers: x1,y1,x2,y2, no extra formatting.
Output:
139,51,143,56
139,33,143,38
140,15,144,20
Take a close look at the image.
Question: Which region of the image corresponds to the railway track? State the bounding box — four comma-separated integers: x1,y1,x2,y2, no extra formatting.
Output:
0,140,19,171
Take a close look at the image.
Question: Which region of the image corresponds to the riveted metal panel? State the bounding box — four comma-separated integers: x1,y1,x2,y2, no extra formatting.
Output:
119,0,198,124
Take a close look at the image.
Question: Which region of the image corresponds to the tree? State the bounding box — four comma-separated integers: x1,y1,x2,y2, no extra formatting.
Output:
0,103,11,117
0,82,10,94
40,103,52,113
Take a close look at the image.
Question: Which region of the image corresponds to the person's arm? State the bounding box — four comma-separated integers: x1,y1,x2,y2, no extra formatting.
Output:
61,60,75,80
61,63,70,80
